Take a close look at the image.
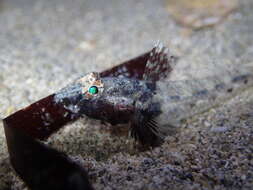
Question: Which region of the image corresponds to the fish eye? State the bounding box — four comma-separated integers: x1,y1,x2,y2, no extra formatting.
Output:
78,72,104,98
88,86,98,95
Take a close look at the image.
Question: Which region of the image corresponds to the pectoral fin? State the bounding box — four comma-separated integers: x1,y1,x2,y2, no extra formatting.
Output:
130,117,164,147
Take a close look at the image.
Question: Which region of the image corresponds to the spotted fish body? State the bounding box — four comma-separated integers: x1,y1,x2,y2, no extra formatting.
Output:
54,43,253,145
54,73,161,145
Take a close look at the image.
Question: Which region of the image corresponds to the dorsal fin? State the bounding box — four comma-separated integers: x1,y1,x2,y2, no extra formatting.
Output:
100,42,177,82
143,42,177,82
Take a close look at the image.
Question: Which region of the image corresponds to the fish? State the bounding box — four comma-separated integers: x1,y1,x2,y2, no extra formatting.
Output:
54,42,253,146
53,43,177,146
3,42,253,189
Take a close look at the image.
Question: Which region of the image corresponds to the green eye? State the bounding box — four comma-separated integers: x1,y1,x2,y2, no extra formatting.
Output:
88,86,98,95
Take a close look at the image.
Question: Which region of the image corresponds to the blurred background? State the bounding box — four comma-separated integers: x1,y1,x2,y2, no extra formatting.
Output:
0,0,252,189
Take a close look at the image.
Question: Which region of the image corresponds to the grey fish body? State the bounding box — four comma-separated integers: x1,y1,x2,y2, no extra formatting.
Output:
54,42,253,146
54,63,253,146
54,72,162,145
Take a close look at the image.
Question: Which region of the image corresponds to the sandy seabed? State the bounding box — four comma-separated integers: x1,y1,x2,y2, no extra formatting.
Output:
0,0,252,189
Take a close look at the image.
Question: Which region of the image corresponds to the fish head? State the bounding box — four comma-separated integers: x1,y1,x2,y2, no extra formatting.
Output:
79,72,138,124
